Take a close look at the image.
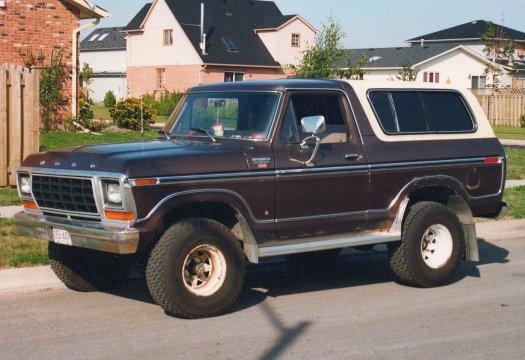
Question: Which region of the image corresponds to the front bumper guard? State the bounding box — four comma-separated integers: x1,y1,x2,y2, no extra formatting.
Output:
14,211,139,255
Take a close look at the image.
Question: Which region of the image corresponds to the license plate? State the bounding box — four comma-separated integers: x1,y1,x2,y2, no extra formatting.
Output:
53,228,72,245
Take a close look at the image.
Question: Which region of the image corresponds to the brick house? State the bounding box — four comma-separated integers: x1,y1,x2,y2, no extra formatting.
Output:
122,0,316,97
0,0,109,118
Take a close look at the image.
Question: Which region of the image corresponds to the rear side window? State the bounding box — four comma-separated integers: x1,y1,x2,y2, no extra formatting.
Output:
368,90,475,134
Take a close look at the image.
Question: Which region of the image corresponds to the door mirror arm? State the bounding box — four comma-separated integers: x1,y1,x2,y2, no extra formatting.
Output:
290,115,325,167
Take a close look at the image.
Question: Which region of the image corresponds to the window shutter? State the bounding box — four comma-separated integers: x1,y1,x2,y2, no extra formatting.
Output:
435,73,440,83
423,72,428,82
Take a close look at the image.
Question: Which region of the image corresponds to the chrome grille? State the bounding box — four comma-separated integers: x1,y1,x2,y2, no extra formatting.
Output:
31,175,98,214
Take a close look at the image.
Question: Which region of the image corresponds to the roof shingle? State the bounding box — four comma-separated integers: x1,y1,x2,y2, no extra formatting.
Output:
407,20,525,43
80,27,126,51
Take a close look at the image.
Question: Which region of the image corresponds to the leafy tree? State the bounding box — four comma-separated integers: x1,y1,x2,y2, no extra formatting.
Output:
397,61,419,81
40,48,69,131
81,63,93,101
289,16,367,80
103,90,116,108
480,21,516,88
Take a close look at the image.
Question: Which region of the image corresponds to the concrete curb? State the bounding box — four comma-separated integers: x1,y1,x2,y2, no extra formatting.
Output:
0,205,23,219
0,219,524,295
0,266,65,294
500,139,525,148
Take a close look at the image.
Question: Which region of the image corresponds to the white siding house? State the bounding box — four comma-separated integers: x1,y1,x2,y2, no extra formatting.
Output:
346,20,525,89
80,27,127,102
254,15,316,67
122,0,316,96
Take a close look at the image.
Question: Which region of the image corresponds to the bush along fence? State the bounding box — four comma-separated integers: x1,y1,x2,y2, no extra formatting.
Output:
471,88,525,127
0,64,40,187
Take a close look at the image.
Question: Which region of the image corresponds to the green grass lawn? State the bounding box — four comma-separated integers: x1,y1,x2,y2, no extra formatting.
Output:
0,218,48,268
493,126,525,140
92,103,111,120
504,186,525,219
40,130,159,152
505,147,525,179
0,188,21,206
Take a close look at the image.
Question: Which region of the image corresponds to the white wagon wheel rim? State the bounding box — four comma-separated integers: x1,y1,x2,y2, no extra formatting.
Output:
182,244,227,296
420,224,453,269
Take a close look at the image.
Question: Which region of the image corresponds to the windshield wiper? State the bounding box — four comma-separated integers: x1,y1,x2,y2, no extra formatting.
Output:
159,129,171,140
190,128,216,142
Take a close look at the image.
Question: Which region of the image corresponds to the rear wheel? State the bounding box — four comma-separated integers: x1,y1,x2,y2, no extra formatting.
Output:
389,202,465,287
146,218,245,319
48,243,132,292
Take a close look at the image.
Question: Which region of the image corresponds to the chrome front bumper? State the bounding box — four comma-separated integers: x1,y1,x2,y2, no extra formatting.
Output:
14,211,139,254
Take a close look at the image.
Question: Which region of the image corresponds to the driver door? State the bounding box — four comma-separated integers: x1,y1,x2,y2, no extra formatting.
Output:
272,91,369,240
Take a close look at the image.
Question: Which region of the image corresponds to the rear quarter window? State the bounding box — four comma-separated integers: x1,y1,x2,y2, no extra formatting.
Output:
368,90,476,134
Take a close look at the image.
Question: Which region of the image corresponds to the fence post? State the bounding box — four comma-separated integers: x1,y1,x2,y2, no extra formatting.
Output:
0,64,40,187
0,66,8,187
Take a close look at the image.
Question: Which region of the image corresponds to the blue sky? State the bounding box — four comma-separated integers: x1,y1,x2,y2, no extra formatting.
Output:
88,0,525,48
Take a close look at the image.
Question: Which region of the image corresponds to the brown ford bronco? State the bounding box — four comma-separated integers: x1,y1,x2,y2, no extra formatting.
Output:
15,79,506,318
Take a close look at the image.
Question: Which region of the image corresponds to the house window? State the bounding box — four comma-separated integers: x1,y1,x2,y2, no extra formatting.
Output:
224,72,244,82
291,33,300,47
471,76,486,89
423,72,440,83
156,68,166,89
163,29,173,46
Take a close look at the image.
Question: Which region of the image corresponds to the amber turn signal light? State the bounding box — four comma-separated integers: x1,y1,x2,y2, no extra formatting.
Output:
23,200,38,210
104,210,134,221
134,178,157,186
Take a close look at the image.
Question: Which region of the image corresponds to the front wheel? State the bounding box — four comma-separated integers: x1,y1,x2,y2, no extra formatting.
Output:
146,218,245,319
48,243,132,292
389,202,465,287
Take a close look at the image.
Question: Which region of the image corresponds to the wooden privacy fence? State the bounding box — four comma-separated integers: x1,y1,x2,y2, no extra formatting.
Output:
0,64,40,187
471,88,525,127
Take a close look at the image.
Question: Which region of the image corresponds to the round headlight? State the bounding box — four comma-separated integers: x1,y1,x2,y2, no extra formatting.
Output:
107,183,122,204
20,176,31,194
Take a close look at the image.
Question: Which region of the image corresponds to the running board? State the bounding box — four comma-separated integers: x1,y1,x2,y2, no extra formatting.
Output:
258,232,401,258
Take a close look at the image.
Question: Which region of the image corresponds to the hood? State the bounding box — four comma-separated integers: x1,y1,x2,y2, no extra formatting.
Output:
22,139,254,178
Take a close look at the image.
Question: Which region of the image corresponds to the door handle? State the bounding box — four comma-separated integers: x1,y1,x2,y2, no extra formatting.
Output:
345,153,360,160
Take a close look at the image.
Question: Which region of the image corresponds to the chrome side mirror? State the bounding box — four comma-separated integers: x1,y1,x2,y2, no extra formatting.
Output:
301,115,326,135
291,115,326,167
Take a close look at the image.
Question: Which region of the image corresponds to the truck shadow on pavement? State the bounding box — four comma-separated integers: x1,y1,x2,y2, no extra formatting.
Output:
104,239,510,315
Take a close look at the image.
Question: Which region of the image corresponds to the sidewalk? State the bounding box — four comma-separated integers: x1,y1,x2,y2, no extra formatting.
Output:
0,218,523,294
500,138,525,148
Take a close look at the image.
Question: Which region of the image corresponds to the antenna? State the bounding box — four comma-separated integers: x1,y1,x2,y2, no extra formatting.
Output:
199,2,207,55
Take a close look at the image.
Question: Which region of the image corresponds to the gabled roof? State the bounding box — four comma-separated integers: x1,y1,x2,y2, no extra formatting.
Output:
80,27,126,51
407,20,525,44
122,0,282,67
122,3,152,32
254,15,296,30
344,44,500,69
254,14,316,32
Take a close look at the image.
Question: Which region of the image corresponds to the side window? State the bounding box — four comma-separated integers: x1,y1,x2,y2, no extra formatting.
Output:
279,92,349,144
369,90,475,134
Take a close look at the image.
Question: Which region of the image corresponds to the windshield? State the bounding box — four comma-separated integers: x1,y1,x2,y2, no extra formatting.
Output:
167,92,280,140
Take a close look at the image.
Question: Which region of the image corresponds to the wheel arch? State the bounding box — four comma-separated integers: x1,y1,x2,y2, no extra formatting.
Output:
140,191,260,264
394,181,478,262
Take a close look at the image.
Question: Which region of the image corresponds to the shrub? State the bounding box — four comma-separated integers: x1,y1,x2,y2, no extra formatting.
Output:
109,97,156,130
67,103,110,132
520,114,525,128
143,91,183,116
104,90,116,108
